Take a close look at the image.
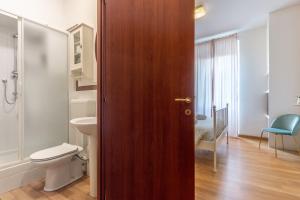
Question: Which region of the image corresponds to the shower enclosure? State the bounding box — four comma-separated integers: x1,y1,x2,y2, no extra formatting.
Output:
0,11,69,168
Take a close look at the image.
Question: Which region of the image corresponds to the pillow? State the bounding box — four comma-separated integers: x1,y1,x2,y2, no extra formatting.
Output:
196,114,207,120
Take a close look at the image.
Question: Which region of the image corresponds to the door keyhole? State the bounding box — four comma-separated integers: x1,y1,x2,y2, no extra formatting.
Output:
185,109,192,116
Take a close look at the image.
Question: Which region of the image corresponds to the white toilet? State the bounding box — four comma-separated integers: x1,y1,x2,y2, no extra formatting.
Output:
30,99,96,192
30,143,85,191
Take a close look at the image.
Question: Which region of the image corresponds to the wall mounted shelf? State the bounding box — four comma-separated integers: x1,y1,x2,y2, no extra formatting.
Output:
69,23,94,80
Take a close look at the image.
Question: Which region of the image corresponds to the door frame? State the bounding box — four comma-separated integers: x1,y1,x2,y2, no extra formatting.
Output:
97,0,104,199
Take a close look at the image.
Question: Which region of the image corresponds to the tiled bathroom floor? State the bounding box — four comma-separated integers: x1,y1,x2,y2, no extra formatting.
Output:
0,176,95,200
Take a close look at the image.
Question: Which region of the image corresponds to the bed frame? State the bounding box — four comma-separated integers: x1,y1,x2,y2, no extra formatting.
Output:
195,104,229,172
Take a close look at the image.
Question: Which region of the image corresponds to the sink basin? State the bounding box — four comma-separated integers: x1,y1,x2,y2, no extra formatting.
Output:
70,117,97,197
70,117,97,136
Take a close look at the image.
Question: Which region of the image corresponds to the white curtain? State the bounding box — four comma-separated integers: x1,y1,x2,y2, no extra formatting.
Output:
213,35,239,136
195,35,239,136
195,42,213,117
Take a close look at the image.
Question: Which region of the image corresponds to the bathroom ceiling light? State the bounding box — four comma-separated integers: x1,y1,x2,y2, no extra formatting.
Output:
195,5,206,19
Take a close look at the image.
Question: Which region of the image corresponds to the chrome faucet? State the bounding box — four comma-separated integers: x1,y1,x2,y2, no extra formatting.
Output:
11,70,18,79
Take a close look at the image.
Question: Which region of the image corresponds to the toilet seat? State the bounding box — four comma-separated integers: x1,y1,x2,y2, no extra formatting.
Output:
30,143,82,162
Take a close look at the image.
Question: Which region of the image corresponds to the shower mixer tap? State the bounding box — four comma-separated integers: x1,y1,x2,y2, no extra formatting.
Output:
11,71,18,79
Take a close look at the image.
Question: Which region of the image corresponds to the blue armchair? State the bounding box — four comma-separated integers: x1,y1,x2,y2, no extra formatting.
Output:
259,114,300,157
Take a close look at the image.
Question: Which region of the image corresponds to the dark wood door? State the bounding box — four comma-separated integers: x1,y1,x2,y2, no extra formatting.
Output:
98,0,195,199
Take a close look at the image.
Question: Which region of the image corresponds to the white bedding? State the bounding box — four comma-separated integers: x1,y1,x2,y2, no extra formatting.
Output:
195,119,214,145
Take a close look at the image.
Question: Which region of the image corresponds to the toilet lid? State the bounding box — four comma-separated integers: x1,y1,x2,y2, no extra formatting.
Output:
30,143,81,161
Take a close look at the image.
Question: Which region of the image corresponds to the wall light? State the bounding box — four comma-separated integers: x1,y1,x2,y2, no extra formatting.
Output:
195,5,206,19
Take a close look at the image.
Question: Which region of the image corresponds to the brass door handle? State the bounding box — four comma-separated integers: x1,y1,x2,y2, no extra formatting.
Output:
174,97,192,104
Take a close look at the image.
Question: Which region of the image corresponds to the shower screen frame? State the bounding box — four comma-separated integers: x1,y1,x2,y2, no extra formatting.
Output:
0,10,70,169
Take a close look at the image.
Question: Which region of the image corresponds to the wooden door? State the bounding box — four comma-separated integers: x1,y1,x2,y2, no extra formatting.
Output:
98,0,195,199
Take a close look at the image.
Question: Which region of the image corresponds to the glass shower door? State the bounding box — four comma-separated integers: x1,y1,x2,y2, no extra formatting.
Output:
0,14,19,166
23,20,69,157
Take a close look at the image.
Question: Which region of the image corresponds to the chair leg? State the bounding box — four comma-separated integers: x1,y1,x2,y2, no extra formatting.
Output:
226,131,229,145
259,130,264,149
292,136,300,155
281,135,284,151
275,134,278,158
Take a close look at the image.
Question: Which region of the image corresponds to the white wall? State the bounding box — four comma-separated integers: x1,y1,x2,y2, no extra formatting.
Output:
238,26,269,137
0,1,67,193
63,0,97,31
63,0,97,98
269,4,300,150
62,0,97,146
0,0,97,146
0,0,66,30
0,0,97,193
0,0,97,100
63,0,97,101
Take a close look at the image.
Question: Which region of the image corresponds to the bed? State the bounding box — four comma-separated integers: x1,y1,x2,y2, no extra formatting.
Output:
195,104,229,172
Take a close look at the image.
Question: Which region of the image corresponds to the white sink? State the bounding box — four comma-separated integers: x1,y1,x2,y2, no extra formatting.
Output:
70,117,97,197
70,117,97,136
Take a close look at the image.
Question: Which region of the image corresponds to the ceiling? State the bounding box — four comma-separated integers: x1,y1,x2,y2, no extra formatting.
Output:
195,0,300,39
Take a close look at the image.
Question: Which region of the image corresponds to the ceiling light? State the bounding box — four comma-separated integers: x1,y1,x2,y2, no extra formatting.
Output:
195,5,206,19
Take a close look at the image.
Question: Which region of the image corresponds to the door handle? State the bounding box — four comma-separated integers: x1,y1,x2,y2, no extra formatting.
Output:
174,97,192,104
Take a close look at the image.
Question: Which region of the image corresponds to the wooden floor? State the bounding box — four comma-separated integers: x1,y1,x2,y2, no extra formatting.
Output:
196,137,300,200
0,176,95,200
1,137,300,200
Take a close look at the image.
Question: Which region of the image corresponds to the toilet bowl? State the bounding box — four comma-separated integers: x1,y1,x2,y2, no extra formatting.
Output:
30,143,85,192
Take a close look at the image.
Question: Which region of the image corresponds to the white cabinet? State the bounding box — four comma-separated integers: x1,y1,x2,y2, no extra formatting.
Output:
70,24,94,80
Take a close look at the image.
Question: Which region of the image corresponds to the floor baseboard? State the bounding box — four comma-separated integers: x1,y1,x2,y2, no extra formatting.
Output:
238,134,268,141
